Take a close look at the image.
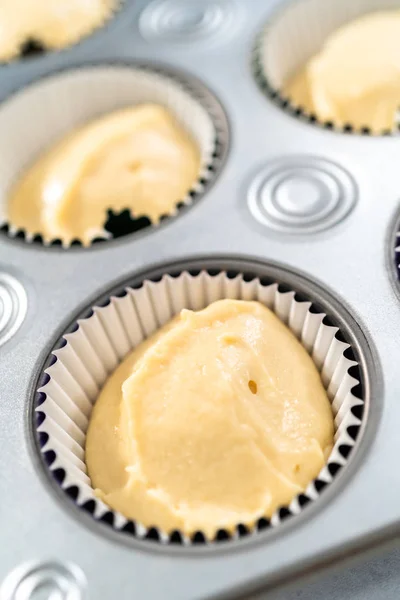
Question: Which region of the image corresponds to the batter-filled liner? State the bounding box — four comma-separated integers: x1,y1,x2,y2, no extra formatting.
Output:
254,0,400,135
34,267,365,545
0,65,226,247
0,0,122,63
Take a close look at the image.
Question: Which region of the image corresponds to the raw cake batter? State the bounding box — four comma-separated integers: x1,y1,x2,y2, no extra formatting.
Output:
283,11,400,132
0,0,118,61
86,299,334,538
8,104,201,246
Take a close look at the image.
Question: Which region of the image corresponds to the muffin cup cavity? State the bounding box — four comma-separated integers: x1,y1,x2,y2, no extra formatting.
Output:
254,0,400,135
33,266,366,546
0,65,227,248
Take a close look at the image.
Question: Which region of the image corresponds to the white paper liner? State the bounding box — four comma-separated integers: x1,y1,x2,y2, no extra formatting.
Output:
255,0,400,134
34,270,364,544
0,65,222,247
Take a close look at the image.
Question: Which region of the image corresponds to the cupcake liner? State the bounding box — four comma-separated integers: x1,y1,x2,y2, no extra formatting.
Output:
0,0,122,64
34,268,365,545
0,65,225,247
393,214,400,284
254,0,400,135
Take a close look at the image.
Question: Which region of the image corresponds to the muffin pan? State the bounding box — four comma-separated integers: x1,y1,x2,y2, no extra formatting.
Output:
0,0,399,598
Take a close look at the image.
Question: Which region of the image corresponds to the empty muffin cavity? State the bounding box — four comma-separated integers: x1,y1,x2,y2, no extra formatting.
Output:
0,65,228,247
254,0,400,135
33,265,367,546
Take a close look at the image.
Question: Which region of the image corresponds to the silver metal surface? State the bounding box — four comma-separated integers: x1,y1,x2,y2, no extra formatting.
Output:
1,0,400,599
247,156,357,233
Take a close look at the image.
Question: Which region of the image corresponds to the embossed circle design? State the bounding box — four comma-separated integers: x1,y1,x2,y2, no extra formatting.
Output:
139,0,238,42
0,273,27,346
0,561,86,600
248,157,357,234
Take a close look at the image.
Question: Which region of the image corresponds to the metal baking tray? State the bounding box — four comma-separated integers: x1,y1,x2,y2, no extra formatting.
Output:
1,0,399,598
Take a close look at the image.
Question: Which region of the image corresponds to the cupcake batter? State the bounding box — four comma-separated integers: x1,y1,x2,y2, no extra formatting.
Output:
8,105,200,246
283,11,400,132
86,299,334,538
0,0,118,61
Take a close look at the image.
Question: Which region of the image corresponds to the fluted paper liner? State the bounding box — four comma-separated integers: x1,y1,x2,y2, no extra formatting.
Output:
393,216,400,286
254,0,400,135
35,270,364,544
0,65,222,247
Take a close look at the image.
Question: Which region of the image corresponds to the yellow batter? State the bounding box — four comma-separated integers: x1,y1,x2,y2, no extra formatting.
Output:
283,11,400,132
0,0,118,61
86,299,334,538
8,105,201,246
